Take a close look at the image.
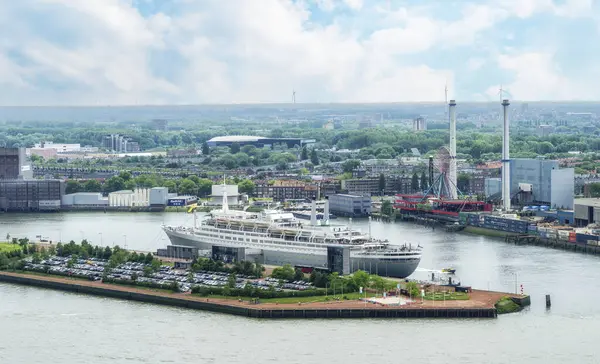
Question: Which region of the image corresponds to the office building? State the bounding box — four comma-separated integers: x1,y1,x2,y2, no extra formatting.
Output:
413,117,427,131
328,194,371,217
103,134,141,153
537,125,554,137
255,180,319,201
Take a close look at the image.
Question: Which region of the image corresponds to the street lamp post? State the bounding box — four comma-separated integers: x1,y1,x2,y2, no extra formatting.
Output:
123,234,127,250
98,232,103,246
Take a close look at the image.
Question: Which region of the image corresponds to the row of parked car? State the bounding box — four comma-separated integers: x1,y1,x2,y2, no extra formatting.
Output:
21,255,315,293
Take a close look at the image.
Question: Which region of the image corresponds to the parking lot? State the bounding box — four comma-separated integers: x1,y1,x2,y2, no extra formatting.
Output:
23,255,313,293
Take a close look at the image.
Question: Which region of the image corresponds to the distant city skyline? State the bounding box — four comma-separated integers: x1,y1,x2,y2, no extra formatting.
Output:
1,0,600,106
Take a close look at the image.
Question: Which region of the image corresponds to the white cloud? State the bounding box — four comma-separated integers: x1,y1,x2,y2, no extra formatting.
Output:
488,52,590,101
343,0,363,11
0,0,599,105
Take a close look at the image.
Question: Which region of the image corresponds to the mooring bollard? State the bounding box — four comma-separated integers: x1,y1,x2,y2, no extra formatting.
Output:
546,294,551,308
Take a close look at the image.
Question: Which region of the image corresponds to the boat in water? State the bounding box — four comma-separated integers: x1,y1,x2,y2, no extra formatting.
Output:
162,187,422,278
441,268,456,274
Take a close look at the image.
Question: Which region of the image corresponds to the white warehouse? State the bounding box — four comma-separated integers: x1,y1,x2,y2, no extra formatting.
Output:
108,188,150,207
62,192,108,207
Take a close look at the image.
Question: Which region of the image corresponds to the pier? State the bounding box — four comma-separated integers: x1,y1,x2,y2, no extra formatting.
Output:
0,272,529,319
505,235,600,255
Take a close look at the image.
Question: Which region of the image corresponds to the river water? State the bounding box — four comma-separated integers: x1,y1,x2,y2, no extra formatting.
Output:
0,212,598,363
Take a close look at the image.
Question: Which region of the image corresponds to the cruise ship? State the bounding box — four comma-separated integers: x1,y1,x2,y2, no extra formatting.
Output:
163,190,422,278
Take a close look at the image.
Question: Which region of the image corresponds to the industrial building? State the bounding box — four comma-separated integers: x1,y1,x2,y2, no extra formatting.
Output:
209,184,240,205
108,188,150,207
61,192,108,207
574,198,600,226
0,148,32,180
328,194,371,217
510,158,574,209
0,179,65,211
206,135,315,149
484,178,502,198
149,187,169,207
34,141,81,153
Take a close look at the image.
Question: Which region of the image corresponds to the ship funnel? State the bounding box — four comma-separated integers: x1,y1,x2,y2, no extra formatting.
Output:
222,178,229,213
310,197,317,226
323,196,330,226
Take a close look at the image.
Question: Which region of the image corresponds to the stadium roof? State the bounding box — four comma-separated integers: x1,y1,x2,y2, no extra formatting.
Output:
207,136,266,143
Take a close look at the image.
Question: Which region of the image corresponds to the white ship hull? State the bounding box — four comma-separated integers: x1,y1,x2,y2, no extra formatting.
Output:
163,228,420,278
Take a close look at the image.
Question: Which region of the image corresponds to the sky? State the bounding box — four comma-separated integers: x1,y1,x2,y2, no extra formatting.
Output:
0,0,599,106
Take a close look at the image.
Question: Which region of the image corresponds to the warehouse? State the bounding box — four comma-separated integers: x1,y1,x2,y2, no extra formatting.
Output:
573,198,600,227
0,179,65,211
61,192,108,207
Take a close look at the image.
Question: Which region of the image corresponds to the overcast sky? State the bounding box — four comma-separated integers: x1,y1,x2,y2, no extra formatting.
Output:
1,0,599,106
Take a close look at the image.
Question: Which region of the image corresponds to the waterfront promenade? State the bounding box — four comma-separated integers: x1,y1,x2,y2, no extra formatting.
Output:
0,271,528,319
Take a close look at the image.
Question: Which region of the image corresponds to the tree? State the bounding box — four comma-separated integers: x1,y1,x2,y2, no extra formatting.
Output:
411,173,420,192
238,180,256,195
310,149,319,165
294,269,304,281
104,176,126,193
65,180,82,194
178,179,198,195
118,171,132,181
378,173,386,194
420,171,429,191
164,180,177,193
457,173,471,194
229,142,241,154
196,179,213,197
301,146,309,160
381,200,393,216
227,273,236,288
202,142,210,155
342,159,361,173
589,183,600,197
271,264,295,281
84,179,102,192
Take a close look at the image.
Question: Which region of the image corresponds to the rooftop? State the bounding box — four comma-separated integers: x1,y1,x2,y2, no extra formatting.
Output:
208,135,266,143
574,198,600,207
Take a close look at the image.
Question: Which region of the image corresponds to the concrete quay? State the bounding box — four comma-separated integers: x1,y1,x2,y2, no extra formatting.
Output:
0,272,530,319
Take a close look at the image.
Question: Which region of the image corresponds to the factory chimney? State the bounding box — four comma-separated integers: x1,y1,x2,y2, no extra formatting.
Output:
448,100,458,199
502,99,511,211
323,196,330,226
310,197,317,226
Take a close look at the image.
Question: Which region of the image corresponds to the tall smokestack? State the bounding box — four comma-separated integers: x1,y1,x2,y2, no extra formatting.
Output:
323,196,330,226
448,100,458,199
502,99,511,211
310,197,317,226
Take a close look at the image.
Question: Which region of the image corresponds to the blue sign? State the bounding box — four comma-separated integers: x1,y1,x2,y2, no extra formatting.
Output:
168,199,186,206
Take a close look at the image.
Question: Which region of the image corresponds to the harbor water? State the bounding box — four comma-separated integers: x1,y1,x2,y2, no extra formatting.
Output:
1,212,599,363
